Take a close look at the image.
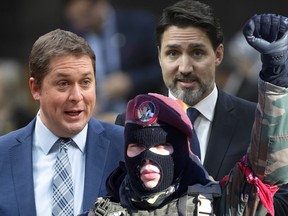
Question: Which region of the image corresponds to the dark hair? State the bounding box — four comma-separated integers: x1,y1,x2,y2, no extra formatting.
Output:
29,29,95,87
156,0,223,50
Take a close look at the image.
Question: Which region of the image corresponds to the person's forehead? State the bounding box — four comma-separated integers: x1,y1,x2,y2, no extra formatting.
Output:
161,25,212,48
47,55,94,76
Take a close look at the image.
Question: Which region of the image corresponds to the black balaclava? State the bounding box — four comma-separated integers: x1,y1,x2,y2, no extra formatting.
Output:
124,123,189,197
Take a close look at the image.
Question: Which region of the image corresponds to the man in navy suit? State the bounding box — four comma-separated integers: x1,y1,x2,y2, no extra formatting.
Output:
115,0,288,214
0,29,124,215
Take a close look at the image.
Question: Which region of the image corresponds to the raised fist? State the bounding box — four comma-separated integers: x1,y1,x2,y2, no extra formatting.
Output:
243,14,288,66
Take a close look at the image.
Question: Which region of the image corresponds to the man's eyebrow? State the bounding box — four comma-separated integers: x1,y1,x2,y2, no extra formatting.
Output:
165,44,181,49
55,72,69,77
164,43,206,49
188,43,206,49
81,72,94,77
55,71,94,77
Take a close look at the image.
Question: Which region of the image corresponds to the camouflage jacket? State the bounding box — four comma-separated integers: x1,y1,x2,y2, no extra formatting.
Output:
84,80,288,216
220,80,288,216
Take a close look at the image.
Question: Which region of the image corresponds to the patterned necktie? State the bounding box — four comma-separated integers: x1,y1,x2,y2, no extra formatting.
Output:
52,138,74,216
186,107,201,160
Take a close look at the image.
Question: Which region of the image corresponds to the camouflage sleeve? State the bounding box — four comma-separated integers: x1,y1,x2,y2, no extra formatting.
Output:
219,79,288,216
248,79,288,185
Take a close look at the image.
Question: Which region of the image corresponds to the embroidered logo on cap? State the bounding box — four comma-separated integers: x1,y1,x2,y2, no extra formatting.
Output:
134,100,158,126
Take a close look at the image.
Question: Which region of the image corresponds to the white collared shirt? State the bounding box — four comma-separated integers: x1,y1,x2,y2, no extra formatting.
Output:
169,85,218,162
32,114,87,216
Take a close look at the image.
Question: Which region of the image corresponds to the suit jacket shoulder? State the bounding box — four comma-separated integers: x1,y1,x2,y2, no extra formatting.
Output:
0,118,36,215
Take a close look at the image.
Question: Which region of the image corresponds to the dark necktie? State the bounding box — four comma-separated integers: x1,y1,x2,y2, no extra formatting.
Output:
52,138,74,216
186,107,201,160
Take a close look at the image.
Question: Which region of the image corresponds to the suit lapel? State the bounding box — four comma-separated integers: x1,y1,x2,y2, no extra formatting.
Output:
82,119,110,211
204,89,238,179
10,120,37,216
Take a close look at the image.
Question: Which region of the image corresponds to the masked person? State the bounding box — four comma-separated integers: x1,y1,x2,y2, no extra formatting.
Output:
81,92,219,215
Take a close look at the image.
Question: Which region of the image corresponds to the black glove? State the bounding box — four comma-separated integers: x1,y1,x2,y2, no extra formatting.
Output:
243,14,288,87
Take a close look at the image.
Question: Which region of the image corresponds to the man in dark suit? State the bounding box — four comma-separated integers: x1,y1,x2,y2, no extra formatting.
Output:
115,0,288,214
0,29,124,215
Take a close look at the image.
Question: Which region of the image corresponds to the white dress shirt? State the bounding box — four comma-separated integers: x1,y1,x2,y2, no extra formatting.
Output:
169,85,218,162
32,114,87,216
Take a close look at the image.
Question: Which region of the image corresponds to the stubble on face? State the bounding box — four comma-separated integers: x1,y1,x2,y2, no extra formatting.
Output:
168,73,214,106
159,26,218,106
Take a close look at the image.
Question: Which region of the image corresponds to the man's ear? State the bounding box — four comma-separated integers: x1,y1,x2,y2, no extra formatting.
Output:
29,77,41,100
215,44,224,66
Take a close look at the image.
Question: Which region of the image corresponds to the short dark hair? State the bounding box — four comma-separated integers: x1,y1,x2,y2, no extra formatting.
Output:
156,0,223,50
29,29,95,88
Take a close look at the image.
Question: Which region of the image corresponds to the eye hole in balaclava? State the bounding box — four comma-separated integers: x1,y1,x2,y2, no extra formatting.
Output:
124,124,189,197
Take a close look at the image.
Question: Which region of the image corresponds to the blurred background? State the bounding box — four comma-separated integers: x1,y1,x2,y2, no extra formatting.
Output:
0,0,287,134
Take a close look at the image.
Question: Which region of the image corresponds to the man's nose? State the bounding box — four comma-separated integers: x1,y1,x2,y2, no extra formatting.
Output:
179,55,193,74
69,84,83,102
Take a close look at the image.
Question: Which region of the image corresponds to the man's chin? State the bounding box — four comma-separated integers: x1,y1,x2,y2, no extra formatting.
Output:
62,123,85,137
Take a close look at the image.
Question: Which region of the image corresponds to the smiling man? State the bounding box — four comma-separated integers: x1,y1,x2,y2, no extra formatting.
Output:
0,29,124,216
29,55,96,138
